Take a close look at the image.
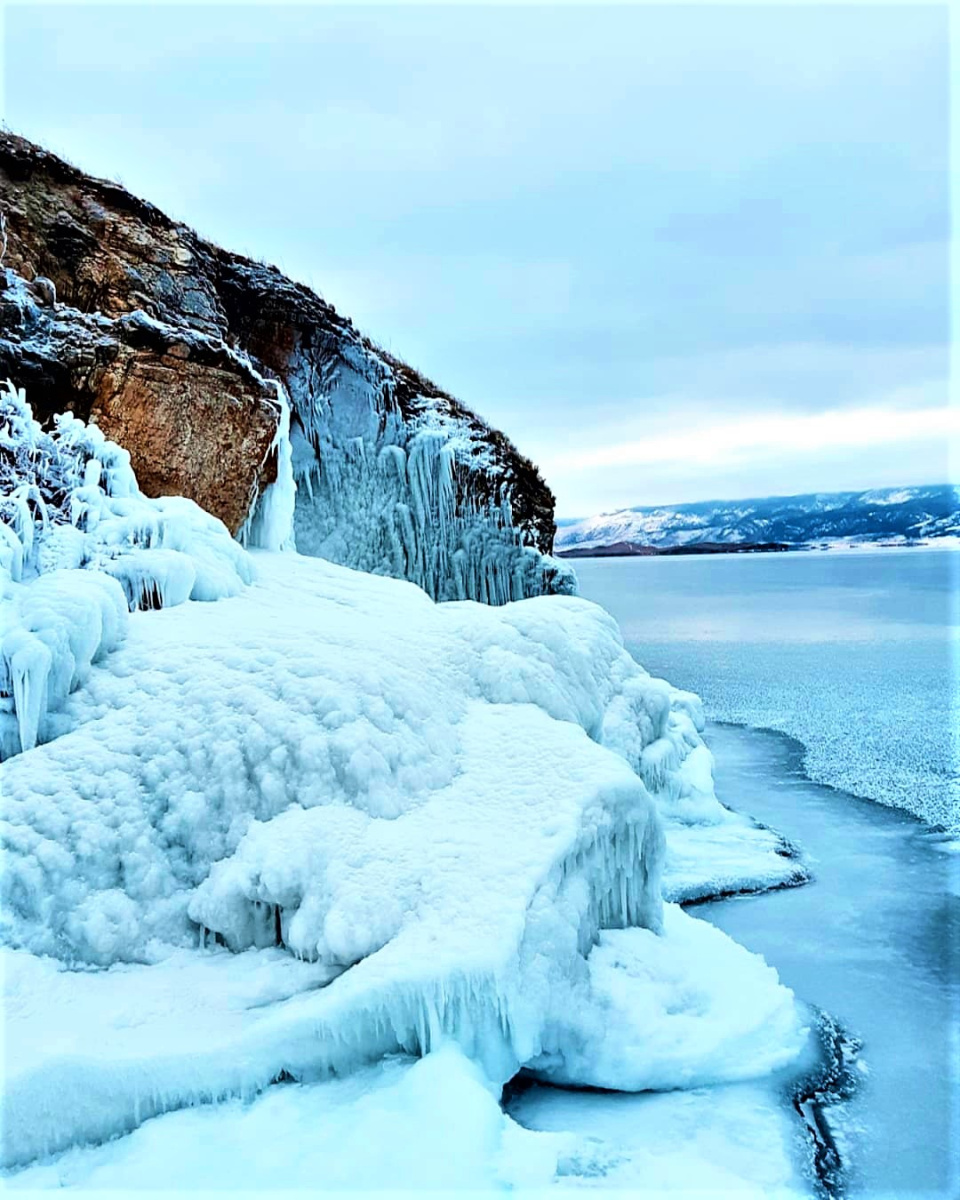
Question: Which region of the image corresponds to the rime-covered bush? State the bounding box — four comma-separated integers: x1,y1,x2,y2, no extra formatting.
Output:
0,382,256,758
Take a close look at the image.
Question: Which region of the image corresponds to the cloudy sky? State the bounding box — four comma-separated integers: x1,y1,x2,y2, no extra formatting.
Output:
3,3,951,516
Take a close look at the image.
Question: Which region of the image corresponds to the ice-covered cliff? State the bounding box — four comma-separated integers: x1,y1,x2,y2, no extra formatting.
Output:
0,134,813,1189
0,132,572,604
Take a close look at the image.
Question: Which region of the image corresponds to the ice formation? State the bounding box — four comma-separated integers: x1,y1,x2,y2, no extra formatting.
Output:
289,368,576,603
0,383,259,758
0,548,807,1166
1,387,806,1176
236,382,297,553
7,1046,561,1193
4,1041,812,1195
530,903,809,1090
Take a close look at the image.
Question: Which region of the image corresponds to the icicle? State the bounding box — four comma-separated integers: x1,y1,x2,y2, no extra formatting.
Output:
3,629,52,753
238,382,298,552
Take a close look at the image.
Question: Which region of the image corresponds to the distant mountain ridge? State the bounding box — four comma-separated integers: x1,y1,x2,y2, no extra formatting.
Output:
556,485,960,554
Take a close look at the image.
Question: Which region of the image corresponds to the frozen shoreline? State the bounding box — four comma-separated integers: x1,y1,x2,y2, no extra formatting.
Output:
698,720,959,1198
510,719,958,1197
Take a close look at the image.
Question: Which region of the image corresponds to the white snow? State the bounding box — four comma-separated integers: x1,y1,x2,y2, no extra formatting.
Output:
1,384,810,1184
7,1047,812,1195
529,904,810,1091
7,1045,560,1193
2,905,808,1175
0,384,255,758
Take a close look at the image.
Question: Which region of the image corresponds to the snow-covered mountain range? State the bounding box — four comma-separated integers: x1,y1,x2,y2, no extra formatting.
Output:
556,485,960,553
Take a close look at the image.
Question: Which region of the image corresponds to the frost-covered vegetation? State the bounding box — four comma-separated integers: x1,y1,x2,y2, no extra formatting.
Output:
0,383,264,758
1,388,809,1182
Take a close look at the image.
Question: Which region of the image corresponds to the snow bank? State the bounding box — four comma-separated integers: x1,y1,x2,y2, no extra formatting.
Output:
7,1045,560,1192
1,548,679,1161
8,1047,813,1195
3,903,808,1177
0,551,690,970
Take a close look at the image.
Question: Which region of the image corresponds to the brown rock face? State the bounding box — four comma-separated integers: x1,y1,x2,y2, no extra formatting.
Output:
0,131,567,598
87,319,280,528
0,278,280,534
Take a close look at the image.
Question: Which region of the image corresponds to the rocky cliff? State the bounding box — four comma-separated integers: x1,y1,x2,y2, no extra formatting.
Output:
0,132,572,602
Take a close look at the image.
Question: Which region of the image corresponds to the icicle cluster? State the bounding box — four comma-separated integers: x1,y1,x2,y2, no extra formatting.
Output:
236,382,298,553
0,382,256,758
290,389,576,605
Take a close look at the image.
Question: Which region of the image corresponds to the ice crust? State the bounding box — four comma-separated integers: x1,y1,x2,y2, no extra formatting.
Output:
4,1041,811,1195
7,1046,560,1193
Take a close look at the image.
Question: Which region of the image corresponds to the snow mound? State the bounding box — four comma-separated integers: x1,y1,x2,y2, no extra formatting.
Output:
530,904,810,1091
0,550,701,970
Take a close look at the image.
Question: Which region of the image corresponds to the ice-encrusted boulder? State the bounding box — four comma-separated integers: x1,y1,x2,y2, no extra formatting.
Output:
0,131,573,603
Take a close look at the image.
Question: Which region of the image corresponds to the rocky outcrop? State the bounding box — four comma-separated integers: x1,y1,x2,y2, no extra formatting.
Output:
0,272,281,535
0,131,570,600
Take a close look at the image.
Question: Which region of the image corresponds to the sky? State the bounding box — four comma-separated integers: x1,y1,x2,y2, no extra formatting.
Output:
1,2,952,517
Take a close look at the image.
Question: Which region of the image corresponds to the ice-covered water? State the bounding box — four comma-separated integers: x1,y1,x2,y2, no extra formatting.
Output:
700,722,959,1199
571,547,959,830
562,548,959,1196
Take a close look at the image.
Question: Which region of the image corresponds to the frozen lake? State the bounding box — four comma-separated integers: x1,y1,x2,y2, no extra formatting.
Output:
571,546,959,831
513,547,959,1195
701,722,958,1198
